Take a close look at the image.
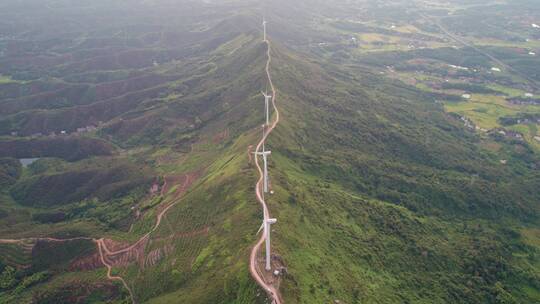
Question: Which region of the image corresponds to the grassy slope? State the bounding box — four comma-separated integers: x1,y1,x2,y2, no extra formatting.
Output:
266,44,540,303
0,8,271,302
140,131,265,304
93,35,272,304
0,1,538,303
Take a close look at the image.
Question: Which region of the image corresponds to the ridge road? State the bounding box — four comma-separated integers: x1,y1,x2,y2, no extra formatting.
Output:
249,23,283,304
0,18,283,304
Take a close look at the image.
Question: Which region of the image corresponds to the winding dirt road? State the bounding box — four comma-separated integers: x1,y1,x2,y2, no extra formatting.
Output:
96,238,136,303
249,27,283,304
0,173,199,304
0,20,283,304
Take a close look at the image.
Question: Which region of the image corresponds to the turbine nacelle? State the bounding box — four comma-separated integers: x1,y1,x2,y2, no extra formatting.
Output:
256,218,277,235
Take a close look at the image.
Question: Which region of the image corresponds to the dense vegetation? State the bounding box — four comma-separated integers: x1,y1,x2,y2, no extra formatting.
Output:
268,45,539,302
0,137,114,161
0,0,538,303
0,158,21,187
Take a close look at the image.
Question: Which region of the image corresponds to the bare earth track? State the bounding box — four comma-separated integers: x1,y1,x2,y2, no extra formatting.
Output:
249,29,283,304
0,171,200,304
0,17,283,304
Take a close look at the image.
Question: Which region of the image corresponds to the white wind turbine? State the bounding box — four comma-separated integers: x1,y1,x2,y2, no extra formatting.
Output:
257,217,277,271
261,91,272,126
254,125,271,194
263,18,267,42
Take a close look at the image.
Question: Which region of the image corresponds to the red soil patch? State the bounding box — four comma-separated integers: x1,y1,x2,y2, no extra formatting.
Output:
99,170,204,271
69,252,104,271
102,239,131,252
143,243,175,269
103,237,148,268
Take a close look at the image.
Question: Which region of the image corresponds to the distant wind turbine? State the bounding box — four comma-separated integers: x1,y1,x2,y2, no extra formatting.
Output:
263,19,267,42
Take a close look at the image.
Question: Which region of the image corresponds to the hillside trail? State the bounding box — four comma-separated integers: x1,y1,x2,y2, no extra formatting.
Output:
96,239,136,303
0,19,284,304
0,173,198,304
249,29,283,304
0,35,283,303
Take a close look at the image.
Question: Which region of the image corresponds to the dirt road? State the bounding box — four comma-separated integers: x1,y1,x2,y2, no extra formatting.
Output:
0,172,199,304
249,27,283,304
96,239,136,303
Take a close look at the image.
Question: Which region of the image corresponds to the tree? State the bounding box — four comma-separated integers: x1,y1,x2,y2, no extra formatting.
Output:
0,266,17,290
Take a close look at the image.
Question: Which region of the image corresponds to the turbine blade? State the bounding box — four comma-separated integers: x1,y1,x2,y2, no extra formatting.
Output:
256,222,264,235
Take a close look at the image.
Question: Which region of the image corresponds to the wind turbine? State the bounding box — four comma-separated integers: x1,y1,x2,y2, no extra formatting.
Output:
262,91,272,126
254,148,271,193
257,217,277,271
254,125,271,194
263,19,267,42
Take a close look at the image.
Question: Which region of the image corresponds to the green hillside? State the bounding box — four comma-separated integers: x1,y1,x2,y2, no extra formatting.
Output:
267,43,540,303
0,0,538,303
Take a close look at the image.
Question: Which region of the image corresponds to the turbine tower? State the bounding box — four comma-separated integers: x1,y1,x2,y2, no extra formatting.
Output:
263,19,267,42
262,91,272,126
264,218,277,271
257,217,277,271
254,149,271,193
